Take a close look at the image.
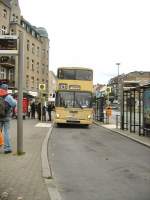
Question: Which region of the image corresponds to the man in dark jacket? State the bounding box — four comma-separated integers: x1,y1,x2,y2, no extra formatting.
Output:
47,102,53,121
0,84,17,153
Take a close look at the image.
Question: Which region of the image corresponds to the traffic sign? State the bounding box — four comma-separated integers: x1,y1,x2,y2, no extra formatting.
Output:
106,87,111,93
39,83,46,91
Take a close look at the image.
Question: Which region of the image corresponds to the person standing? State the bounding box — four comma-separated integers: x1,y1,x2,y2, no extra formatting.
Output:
28,102,31,118
37,102,41,120
0,84,17,154
42,105,46,121
47,102,52,121
31,101,35,119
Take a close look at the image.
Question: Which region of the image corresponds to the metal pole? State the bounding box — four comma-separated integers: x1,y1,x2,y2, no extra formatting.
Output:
116,63,120,102
17,32,24,154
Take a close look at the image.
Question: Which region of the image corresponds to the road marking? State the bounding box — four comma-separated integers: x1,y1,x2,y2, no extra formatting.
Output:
35,123,52,128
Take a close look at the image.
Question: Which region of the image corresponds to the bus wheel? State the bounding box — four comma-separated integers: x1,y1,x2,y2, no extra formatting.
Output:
56,123,61,128
84,124,89,128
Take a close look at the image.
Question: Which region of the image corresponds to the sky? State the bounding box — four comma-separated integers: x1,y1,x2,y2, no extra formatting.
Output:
19,0,150,84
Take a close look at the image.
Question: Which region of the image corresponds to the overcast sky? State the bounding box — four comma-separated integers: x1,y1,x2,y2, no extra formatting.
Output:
19,0,150,84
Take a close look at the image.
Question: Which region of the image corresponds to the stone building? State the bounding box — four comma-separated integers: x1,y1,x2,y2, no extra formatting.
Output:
0,0,49,97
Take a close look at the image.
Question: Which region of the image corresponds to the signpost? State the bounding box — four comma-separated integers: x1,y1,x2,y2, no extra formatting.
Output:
0,34,24,155
39,83,46,121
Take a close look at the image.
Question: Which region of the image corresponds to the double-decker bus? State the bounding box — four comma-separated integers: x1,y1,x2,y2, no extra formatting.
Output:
55,67,93,126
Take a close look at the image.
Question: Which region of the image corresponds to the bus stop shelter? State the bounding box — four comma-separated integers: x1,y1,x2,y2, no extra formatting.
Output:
121,83,150,136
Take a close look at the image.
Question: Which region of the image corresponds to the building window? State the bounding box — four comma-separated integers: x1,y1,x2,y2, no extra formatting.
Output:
42,69,45,74
9,69,14,81
10,29,14,35
37,34,40,40
26,75,29,88
21,22,26,28
0,67,6,79
27,57,29,69
12,14,16,22
42,64,45,74
26,26,30,33
42,49,46,55
16,16,18,22
31,77,34,88
1,26,7,34
27,40,30,51
32,43,35,54
36,62,39,72
37,78,39,89
3,9,7,18
32,30,35,37
37,47,40,56
31,60,34,71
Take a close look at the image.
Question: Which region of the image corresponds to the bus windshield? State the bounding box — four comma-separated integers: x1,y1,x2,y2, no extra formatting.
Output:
58,69,93,81
56,91,92,108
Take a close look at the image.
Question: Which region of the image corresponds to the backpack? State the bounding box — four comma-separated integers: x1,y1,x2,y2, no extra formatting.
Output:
0,96,8,117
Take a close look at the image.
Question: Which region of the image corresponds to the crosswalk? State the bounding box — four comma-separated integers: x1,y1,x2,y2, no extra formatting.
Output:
35,123,52,128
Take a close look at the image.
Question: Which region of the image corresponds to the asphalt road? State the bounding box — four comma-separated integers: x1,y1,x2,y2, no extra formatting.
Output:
48,124,150,200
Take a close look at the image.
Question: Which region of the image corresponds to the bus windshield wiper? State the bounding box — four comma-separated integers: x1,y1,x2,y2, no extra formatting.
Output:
76,100,83,109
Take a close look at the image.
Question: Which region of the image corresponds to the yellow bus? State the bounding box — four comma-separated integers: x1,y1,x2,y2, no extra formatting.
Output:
55,67,93,126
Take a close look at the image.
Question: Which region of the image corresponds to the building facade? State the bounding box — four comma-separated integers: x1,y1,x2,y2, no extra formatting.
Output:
0,0,49,97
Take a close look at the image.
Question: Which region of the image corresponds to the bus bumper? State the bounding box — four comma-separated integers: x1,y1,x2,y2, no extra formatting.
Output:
55,118,92,125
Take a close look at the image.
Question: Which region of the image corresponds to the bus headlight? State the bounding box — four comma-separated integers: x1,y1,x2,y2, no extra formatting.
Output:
56,113,60,118
87,115,91,119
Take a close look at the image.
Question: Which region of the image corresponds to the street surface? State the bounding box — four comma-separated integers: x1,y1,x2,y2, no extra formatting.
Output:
48,124,150,200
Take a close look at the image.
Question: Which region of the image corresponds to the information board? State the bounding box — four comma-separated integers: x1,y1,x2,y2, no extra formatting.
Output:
143,88,150,125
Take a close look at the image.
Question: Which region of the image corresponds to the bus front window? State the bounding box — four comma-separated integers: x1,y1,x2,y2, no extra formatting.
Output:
75,92,92,108
57,92,74,108
76,70,93,81
56,92,92,108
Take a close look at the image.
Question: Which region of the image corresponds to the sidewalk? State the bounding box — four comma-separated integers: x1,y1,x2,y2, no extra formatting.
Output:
94,121,150,148
0,119,52,200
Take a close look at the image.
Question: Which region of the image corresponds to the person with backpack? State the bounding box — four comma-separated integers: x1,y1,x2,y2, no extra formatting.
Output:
0,84,17,154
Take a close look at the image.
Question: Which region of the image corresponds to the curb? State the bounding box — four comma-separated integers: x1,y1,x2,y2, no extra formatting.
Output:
41,123,62,200
41,125,53,179
94,121,150,148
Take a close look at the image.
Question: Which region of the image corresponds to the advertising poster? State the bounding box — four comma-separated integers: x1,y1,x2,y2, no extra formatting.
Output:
143,88,150,125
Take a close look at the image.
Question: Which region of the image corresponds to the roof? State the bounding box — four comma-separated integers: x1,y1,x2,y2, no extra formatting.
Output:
35,27,48,38
57,67,93,71
0,0,11,8
21,17,49,38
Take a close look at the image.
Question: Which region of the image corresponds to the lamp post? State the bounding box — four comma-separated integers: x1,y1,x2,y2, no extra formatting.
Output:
116,63,120,101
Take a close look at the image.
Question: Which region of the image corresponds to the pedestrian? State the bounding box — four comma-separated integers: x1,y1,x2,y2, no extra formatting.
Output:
0,84,17,154
47,102,52,121
31,101,35,119
37,102,41,120
28,102,31,118
42,105,46,121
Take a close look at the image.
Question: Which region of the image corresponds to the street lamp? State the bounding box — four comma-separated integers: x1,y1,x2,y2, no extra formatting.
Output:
116,62,120,101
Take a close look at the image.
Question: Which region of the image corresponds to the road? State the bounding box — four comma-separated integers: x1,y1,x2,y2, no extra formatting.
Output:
48,124,150,200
